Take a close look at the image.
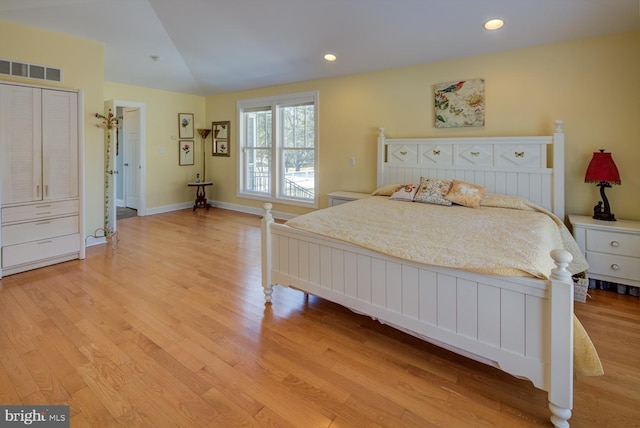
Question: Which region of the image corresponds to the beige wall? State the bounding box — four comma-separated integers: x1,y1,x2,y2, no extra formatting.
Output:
103,82,205,208
206,31,640,220
0,20,105,237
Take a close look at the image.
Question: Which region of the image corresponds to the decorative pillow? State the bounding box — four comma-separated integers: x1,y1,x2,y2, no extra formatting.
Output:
389,184,418,201
445,180,487,208
414,177,452,206
371,183,403,196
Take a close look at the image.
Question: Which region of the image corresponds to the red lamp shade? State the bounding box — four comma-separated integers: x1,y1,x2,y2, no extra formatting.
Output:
584,150,621,185
585,150,621,221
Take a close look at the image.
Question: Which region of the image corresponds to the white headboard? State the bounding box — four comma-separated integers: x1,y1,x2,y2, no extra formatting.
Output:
377,120,565,220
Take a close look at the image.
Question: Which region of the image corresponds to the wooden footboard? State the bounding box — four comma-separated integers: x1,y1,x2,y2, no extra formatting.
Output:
261,203,574,428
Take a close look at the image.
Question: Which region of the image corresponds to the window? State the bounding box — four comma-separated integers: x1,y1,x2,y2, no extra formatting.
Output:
238,91,318,207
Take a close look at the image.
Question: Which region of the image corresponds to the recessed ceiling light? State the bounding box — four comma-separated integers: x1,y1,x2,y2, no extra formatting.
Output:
484,19,504,30
323,53,337,62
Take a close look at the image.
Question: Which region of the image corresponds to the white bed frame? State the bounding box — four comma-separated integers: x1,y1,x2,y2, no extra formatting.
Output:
261,120,575,427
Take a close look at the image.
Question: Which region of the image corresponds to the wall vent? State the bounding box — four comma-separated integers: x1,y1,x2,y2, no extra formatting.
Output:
0,59,10,75
0,58,63,83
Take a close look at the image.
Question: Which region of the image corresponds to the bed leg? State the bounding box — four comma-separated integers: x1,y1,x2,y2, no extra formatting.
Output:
549,402,571,428
549,249,574,428
261,203,274,304
264,284,273,303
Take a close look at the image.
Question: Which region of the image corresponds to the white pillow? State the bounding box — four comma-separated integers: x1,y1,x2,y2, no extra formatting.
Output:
389,184,418,201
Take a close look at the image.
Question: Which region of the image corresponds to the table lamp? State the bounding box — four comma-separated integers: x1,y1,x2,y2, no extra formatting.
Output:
584,149,621,221
197,128,211,181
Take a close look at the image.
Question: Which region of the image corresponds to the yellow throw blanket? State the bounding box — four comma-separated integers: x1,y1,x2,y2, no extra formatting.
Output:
286,194,603,376
574,316,604,376
287,195,588,279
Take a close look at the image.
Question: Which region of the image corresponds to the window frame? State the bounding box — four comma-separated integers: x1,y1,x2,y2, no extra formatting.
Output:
237,90,319,208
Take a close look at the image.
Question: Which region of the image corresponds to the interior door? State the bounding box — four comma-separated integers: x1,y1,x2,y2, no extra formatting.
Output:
123,107,140,209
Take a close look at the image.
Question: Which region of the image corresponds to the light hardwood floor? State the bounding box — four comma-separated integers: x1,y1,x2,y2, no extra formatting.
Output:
0,208,638,427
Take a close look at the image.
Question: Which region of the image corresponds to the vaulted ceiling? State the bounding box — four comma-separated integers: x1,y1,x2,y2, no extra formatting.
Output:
1,0,637,95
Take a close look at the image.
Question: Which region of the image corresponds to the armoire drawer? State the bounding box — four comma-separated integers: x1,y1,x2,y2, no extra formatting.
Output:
1,216,79,246
2,233,80,268
2,199,79,223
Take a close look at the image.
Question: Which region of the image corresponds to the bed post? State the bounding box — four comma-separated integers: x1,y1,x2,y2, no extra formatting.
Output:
261,203,274,303
377,128,385,188
548,249,574,428
553,120,565,222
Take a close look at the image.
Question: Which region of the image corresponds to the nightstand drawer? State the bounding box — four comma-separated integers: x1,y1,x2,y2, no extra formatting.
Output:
586,252,640,283
585,229,640,257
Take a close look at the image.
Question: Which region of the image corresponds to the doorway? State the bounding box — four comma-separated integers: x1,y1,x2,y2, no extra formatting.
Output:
105,100,146,233
116,106,140,218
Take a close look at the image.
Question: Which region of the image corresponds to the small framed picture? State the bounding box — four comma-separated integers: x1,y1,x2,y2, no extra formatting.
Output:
179,140,194,165
212,120,230,157
215,139,228,154
178,113,194,139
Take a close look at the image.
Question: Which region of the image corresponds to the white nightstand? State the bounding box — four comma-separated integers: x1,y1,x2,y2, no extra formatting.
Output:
327,191,371,207
569,215,640,288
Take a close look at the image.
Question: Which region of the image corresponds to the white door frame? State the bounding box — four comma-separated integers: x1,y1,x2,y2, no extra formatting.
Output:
108,99,146,232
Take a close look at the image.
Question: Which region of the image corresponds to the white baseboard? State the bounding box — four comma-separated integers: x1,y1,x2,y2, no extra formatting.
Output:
85,235,107,247
85,200,297,249
211,200,296,221
142,199,296,221
144,202,193,216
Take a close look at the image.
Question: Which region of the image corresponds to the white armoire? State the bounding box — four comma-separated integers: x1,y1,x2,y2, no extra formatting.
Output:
0,81,84,278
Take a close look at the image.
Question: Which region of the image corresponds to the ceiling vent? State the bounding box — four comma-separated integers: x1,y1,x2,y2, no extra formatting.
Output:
0,58,63,83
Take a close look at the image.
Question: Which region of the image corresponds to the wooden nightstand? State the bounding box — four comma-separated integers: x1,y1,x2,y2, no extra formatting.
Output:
327,191,370,207
569,215,640,288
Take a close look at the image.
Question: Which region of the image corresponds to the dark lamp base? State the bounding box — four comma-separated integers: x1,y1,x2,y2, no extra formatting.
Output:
592,183,617,221
592,210,616,221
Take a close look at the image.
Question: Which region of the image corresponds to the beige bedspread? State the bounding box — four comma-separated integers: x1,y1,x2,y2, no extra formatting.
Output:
285,194,603,376
286,194,588,279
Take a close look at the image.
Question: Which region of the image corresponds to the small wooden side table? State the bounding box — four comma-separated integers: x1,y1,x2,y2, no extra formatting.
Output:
188,181,213,211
